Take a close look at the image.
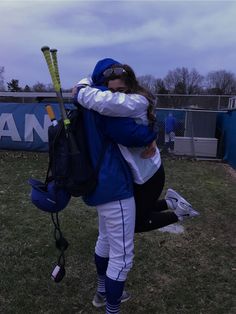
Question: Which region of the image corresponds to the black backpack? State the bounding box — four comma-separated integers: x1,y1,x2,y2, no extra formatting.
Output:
47,107,105,197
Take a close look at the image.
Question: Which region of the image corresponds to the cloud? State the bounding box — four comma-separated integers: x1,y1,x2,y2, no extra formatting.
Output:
0,0,236,88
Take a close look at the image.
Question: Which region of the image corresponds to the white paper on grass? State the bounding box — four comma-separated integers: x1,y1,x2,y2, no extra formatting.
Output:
158,224,184,234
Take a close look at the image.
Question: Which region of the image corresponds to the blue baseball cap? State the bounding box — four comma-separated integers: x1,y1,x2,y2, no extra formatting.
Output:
91,58,121,86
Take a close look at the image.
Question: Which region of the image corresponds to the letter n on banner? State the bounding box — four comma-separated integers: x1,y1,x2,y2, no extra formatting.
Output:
24,114,50,142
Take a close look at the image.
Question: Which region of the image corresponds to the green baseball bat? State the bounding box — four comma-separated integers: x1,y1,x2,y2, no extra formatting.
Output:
50,48,61,88
41,46,70,130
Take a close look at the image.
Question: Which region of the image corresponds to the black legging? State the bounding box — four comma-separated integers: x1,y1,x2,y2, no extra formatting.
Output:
134,164,178,233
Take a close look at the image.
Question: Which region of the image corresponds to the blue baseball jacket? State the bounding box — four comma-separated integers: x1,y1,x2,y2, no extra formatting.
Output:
75,58,157,206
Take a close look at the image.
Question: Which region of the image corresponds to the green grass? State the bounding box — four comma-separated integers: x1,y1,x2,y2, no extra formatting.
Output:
0,152,235,314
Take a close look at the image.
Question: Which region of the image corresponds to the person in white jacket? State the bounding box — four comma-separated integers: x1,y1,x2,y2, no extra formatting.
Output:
73,61,199,234
73,60,200,311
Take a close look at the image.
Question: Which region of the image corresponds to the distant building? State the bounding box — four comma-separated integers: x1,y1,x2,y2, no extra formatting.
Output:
228,96,236,109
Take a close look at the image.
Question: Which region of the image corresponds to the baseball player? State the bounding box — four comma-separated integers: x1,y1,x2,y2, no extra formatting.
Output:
73,58,157,314
74,59,199,235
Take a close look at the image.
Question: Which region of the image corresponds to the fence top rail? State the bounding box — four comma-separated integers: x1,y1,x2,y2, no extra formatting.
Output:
154,93,236,98
0,92,72,97
0,92,236,98
156,107,228,113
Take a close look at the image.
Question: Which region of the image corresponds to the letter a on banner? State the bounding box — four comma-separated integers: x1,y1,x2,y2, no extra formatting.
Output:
0,113,21,141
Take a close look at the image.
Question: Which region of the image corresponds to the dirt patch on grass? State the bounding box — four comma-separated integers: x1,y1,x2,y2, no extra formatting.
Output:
222,163,236,181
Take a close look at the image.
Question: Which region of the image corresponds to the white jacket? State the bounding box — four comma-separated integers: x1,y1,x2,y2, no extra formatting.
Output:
77,86,161,184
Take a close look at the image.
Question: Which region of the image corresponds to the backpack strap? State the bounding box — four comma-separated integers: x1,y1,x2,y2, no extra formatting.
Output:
46,121,64,184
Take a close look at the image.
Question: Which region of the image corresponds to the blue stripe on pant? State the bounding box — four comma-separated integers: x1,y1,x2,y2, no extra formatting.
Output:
95,197,135,281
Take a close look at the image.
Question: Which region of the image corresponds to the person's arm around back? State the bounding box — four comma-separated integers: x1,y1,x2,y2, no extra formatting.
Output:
74,84,148,119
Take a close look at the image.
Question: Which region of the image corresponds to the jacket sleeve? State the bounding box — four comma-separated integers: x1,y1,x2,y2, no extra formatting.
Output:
76,86,149,118
101,116,157,147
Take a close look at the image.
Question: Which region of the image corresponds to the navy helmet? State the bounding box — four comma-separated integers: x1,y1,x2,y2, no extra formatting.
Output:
28,178,71,213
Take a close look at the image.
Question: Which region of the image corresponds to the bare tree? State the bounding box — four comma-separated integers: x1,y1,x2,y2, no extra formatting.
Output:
46,83,55,91
32,82,56,92
138,74,157,94
154,79,169,94
23,85,31,92
0,66,5,91
7,79,22,92
154,79,170,107
206,70,236,95
32,82,47,92
162,67,204,108
164,67,204,94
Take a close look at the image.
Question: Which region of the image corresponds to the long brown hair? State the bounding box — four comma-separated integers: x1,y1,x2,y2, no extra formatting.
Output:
104,64,156,126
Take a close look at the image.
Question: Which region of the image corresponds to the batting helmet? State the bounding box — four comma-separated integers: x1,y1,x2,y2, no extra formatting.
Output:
29,178,71,213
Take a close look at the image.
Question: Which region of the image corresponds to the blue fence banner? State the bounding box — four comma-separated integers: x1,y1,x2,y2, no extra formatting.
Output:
0,102,74,152
1,103,236,170
217,110,236,170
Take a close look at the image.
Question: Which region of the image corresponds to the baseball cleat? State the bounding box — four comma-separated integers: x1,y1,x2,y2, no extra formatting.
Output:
174,203,200,221
165,188,192,210
92,290,131,308
165,188,200,221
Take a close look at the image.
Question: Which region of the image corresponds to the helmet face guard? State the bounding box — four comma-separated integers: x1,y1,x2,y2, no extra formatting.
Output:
28,178,71,213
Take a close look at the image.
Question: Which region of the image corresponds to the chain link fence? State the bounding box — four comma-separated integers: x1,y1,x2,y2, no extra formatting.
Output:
155,93,232,110
0,92,233,109
152,94,235,159
0,92,234,159
155,108,225,159
0,92,234,109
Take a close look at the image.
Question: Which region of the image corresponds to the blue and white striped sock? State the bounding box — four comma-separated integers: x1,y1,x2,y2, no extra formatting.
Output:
106,302,120,314
94,253,109,295
105,276,125,314
97,275,106,295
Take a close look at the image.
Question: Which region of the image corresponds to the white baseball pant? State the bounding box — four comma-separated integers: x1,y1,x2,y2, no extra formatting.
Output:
95,196,136,282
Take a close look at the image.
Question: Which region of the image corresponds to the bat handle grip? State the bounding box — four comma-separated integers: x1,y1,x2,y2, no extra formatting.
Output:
45,105,58,126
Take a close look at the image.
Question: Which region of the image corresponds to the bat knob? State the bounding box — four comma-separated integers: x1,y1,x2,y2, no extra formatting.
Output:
50,48,57,53
41,46,50,52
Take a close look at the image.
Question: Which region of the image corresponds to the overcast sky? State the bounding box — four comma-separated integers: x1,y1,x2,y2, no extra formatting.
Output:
0,0,236,89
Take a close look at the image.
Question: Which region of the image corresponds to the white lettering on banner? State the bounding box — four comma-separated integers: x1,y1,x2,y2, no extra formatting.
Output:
0,113,21,141
25,114,51,142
